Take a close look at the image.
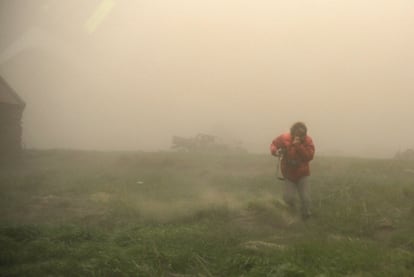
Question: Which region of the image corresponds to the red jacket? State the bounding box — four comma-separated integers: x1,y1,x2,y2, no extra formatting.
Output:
270,133,315,182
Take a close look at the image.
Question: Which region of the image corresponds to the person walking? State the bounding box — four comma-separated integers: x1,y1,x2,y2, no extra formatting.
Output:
270,122,315,219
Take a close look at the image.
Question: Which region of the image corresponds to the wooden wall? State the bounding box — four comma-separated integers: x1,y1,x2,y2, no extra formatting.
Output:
0,104,24,157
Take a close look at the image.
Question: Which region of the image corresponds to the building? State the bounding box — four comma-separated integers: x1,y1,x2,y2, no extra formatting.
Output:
0,75,25,157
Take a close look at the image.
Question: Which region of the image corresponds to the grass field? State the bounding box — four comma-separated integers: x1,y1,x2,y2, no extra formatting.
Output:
1,150,414,276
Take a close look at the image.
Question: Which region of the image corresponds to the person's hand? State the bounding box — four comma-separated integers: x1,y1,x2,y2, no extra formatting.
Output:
293,136,302,145
275,148,285,157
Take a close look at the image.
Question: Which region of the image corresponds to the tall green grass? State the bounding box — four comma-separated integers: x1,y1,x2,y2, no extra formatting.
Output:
1,150,414,276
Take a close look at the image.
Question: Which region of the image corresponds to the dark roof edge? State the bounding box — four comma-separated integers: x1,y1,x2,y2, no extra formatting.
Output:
0,74,26,107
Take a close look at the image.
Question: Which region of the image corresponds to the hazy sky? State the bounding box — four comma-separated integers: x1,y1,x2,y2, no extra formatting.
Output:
0,0,413,157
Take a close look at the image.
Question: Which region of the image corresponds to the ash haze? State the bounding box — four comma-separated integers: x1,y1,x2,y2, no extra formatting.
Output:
0,0,413,158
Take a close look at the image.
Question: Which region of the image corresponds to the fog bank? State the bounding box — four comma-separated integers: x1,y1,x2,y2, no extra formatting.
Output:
1,0,413,158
